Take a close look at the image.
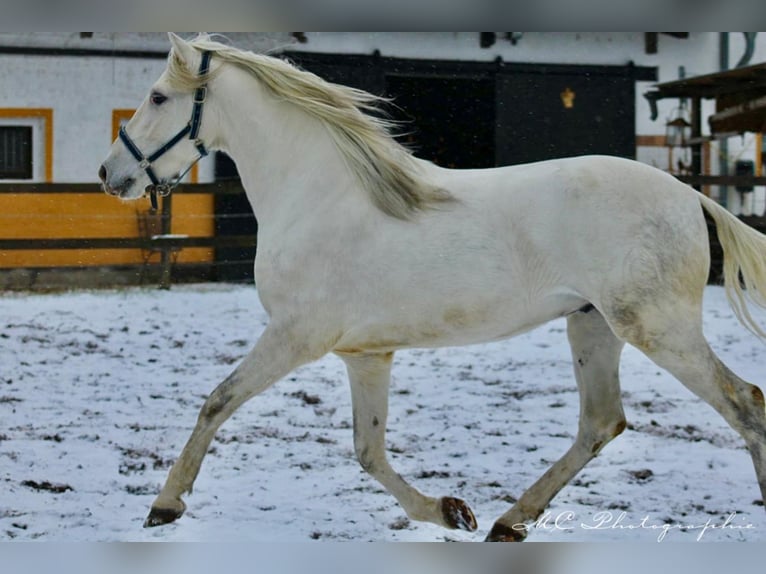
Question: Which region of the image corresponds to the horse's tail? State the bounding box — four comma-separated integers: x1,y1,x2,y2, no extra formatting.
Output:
699,193,766,339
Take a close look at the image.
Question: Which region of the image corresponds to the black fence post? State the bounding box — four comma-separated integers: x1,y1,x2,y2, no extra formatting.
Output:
159,194,173,290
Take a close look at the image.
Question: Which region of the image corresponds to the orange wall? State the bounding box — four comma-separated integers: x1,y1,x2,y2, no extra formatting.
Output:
168,194,215,264
0,192,214,268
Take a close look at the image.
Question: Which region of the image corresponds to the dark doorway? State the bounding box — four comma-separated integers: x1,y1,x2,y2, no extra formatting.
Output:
385,76,495,169
214,152,257,283
495,69,636,165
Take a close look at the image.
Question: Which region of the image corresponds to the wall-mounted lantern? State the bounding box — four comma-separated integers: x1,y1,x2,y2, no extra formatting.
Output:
665,103,692,147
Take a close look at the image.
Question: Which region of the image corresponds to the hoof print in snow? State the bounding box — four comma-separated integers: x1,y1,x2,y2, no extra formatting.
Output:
628,469,654,482
21,480,73,493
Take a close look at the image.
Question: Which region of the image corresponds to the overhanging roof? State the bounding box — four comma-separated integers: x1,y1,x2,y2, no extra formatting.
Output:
650,62,766,99
644,62,766,133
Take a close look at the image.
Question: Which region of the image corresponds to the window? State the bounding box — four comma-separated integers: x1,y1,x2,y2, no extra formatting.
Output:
0,109,52,182
0,125,33,179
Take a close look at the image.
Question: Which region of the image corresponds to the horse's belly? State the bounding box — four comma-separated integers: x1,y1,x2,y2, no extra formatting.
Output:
333,290,586,354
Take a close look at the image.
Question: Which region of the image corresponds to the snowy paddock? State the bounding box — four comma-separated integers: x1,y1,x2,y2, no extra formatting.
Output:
0,283,765,543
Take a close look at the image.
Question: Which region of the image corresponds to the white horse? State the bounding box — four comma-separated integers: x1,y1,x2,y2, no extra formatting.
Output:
100,33,766,541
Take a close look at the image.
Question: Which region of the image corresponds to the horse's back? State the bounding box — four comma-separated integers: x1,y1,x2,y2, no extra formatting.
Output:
438,155,696,214
431,154,710,315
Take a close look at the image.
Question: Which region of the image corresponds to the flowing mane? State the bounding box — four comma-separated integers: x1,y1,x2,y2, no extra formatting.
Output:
167,36,453,220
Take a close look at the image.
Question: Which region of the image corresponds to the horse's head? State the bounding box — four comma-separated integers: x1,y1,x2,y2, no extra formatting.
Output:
99,33,214,206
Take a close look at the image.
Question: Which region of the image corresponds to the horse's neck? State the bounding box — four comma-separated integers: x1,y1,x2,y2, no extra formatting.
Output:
215,76,357,225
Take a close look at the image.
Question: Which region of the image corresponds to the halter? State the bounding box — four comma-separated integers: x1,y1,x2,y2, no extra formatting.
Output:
119,51,212,210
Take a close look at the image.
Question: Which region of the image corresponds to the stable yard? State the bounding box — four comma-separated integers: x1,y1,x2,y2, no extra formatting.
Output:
0,284,764,542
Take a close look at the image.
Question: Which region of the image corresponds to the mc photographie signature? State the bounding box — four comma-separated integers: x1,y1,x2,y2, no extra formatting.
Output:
517,510,756,542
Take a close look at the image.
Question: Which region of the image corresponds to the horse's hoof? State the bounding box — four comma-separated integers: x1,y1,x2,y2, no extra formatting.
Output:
485,521,527,542
144,505,185,528
440,497,478,532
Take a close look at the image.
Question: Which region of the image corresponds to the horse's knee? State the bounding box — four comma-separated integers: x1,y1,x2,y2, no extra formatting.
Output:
199,374,240,421
200,389,233,421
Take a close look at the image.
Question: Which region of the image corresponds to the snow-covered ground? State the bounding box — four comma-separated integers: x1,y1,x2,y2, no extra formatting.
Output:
0,283,764,542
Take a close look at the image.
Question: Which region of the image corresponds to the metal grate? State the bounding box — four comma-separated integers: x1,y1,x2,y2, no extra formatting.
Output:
0,126,33,179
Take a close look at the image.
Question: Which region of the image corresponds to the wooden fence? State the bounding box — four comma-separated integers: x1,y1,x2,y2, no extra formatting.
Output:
0,182,257,289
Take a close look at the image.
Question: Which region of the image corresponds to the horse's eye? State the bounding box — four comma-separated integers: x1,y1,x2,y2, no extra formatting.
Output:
150,92,168,106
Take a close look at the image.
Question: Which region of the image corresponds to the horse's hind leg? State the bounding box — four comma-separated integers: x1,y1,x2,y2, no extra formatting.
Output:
626,310,766,507
145,322,319,527
487,307,626,541
340,351,478,532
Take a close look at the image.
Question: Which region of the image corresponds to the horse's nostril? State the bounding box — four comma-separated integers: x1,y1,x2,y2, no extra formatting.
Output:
98,164,108,183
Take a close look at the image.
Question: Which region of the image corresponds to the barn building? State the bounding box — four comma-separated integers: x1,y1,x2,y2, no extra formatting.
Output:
1,32,764,288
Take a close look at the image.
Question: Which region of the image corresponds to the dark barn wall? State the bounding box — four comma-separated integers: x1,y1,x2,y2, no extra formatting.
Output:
284,52,655,168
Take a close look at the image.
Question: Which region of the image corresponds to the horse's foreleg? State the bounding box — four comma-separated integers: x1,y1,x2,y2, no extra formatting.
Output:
487,308,626,541
340,351,477,532
144,323,316,527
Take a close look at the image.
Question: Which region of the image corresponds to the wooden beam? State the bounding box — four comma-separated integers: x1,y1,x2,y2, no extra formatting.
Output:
676,174,766,186
691,97,703,189
0,235,257,251
636,134,667,146
645,33,658,54
0,182,245,194
709,95,766,134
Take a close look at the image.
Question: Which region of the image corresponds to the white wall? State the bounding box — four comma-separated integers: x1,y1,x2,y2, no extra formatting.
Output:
0,32,288,54
1,54,168,183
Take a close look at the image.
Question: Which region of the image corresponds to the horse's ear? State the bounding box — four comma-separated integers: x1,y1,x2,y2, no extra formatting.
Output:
168,33,195,64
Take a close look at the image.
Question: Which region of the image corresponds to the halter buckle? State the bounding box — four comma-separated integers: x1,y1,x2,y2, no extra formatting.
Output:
139,159,151,170
194,86,207,104
155,184,172,197
194,139,208,157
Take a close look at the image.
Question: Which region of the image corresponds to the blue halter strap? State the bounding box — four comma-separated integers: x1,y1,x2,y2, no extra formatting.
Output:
119,50,212,210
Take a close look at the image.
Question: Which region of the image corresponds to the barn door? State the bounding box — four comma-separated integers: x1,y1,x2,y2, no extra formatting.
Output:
495,66,637,166
385,75,495,169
